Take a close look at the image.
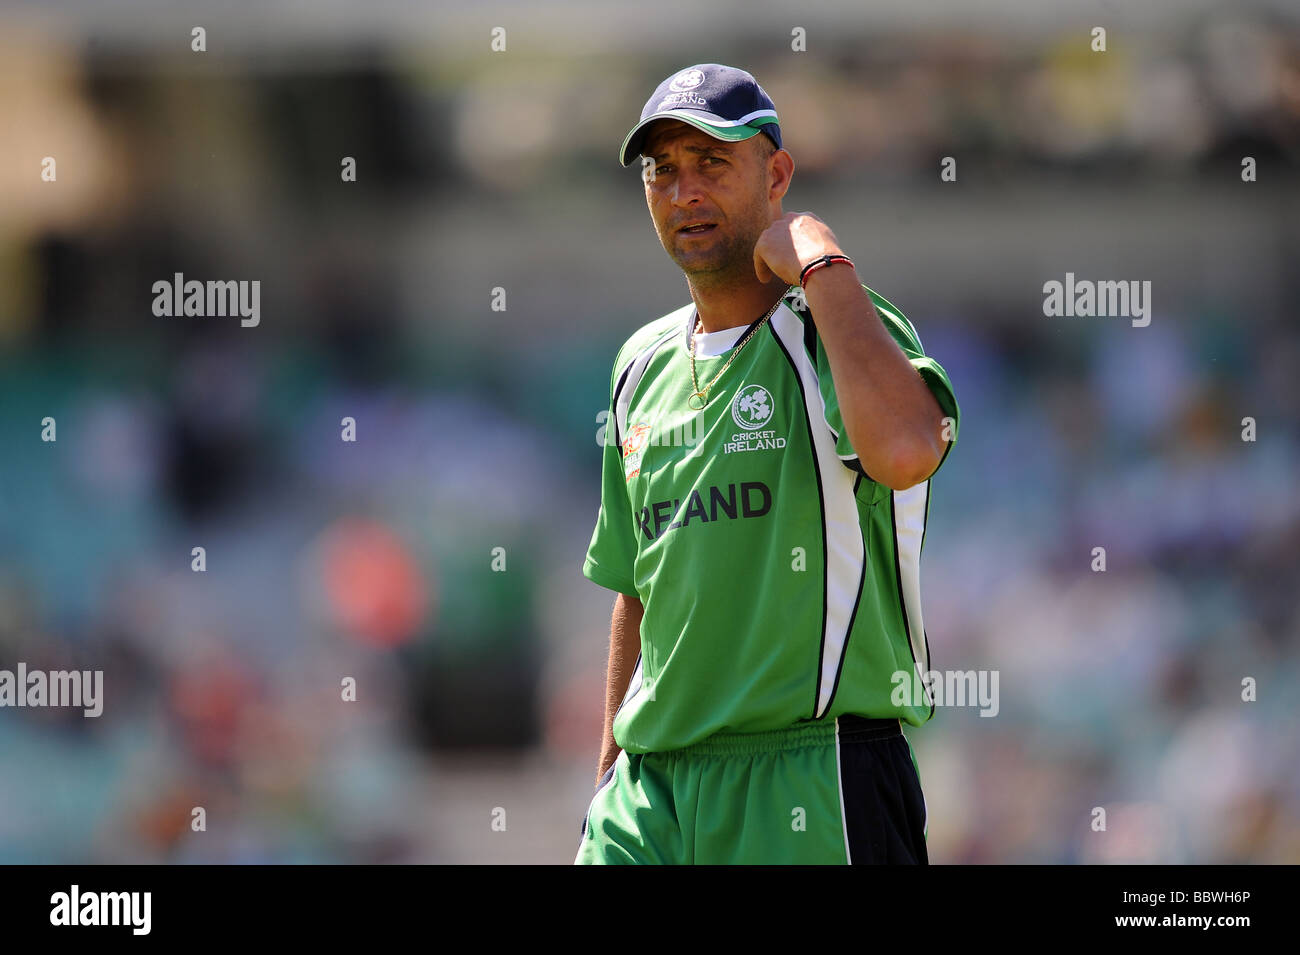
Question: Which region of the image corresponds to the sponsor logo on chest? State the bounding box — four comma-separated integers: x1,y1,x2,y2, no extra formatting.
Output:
724,382,787,454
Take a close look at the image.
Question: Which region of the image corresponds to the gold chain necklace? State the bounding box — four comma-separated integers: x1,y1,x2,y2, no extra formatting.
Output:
687,287,791,410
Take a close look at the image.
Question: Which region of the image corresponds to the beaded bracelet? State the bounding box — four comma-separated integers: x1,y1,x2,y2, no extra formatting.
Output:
799,253,854,288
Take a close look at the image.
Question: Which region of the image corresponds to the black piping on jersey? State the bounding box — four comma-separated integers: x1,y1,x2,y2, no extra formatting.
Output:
889,490,937,719
580,760,619,841
610,359,635,452
614,650,642,719
767,321,833,721
580,650,642,844
920,472,932,556
800,295,818,359
579,652,644,845
612,325,679,452
818,471,870,718
930,423,956,477
919,484,934,719
787,292,873,481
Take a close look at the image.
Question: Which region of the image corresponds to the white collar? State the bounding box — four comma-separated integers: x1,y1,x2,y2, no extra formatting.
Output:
690,322,749,358
682,299,789,359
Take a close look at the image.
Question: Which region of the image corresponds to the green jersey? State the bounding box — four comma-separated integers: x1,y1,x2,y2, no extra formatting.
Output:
583,284,960,754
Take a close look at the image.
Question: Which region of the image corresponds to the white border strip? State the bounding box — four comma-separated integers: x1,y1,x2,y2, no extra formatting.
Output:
770,306,865,718
893,482,932,697
654,107,778,128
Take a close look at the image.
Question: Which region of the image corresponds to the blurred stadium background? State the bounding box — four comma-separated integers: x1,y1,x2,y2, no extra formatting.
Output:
0,0,1298,863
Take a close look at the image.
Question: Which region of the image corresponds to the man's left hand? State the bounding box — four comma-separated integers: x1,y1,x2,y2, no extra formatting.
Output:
753,211,846,286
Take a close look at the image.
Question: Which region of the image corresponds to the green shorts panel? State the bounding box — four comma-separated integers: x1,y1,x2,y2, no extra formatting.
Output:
575,719,850,865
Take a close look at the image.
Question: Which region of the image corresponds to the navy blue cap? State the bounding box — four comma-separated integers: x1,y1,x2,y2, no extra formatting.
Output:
619,63,782,167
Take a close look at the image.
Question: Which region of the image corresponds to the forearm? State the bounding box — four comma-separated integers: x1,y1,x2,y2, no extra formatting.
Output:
597,592,643,787
803,264,945,488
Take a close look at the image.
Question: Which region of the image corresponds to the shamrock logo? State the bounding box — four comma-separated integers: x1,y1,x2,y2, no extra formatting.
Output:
732,384,775,430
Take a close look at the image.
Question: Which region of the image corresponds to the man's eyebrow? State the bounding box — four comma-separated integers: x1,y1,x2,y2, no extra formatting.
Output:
648,143,734,161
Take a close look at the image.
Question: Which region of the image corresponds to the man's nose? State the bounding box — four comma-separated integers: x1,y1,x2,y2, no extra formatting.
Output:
670,166,706,206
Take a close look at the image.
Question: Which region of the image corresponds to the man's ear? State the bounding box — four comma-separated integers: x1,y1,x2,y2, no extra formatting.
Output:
769,148,794,202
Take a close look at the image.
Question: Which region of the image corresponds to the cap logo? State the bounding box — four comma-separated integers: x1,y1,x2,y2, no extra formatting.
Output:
669,69,706,91
658,90,707,110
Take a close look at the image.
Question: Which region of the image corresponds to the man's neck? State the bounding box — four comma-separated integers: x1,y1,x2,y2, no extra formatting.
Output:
688,274,790,334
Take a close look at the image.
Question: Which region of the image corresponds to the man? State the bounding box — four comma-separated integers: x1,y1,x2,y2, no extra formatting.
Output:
575,63,960,864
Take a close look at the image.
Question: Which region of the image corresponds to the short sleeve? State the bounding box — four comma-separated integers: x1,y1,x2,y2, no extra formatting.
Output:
811,286,960,478
582,357,641,597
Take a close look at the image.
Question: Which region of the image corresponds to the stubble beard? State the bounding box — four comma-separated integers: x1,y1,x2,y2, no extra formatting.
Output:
663,200,770,295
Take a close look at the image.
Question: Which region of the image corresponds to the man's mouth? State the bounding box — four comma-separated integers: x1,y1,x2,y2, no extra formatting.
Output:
678,223,717,236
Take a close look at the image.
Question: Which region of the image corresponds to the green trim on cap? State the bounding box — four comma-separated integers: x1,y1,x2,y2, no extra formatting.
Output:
619,112,780,166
